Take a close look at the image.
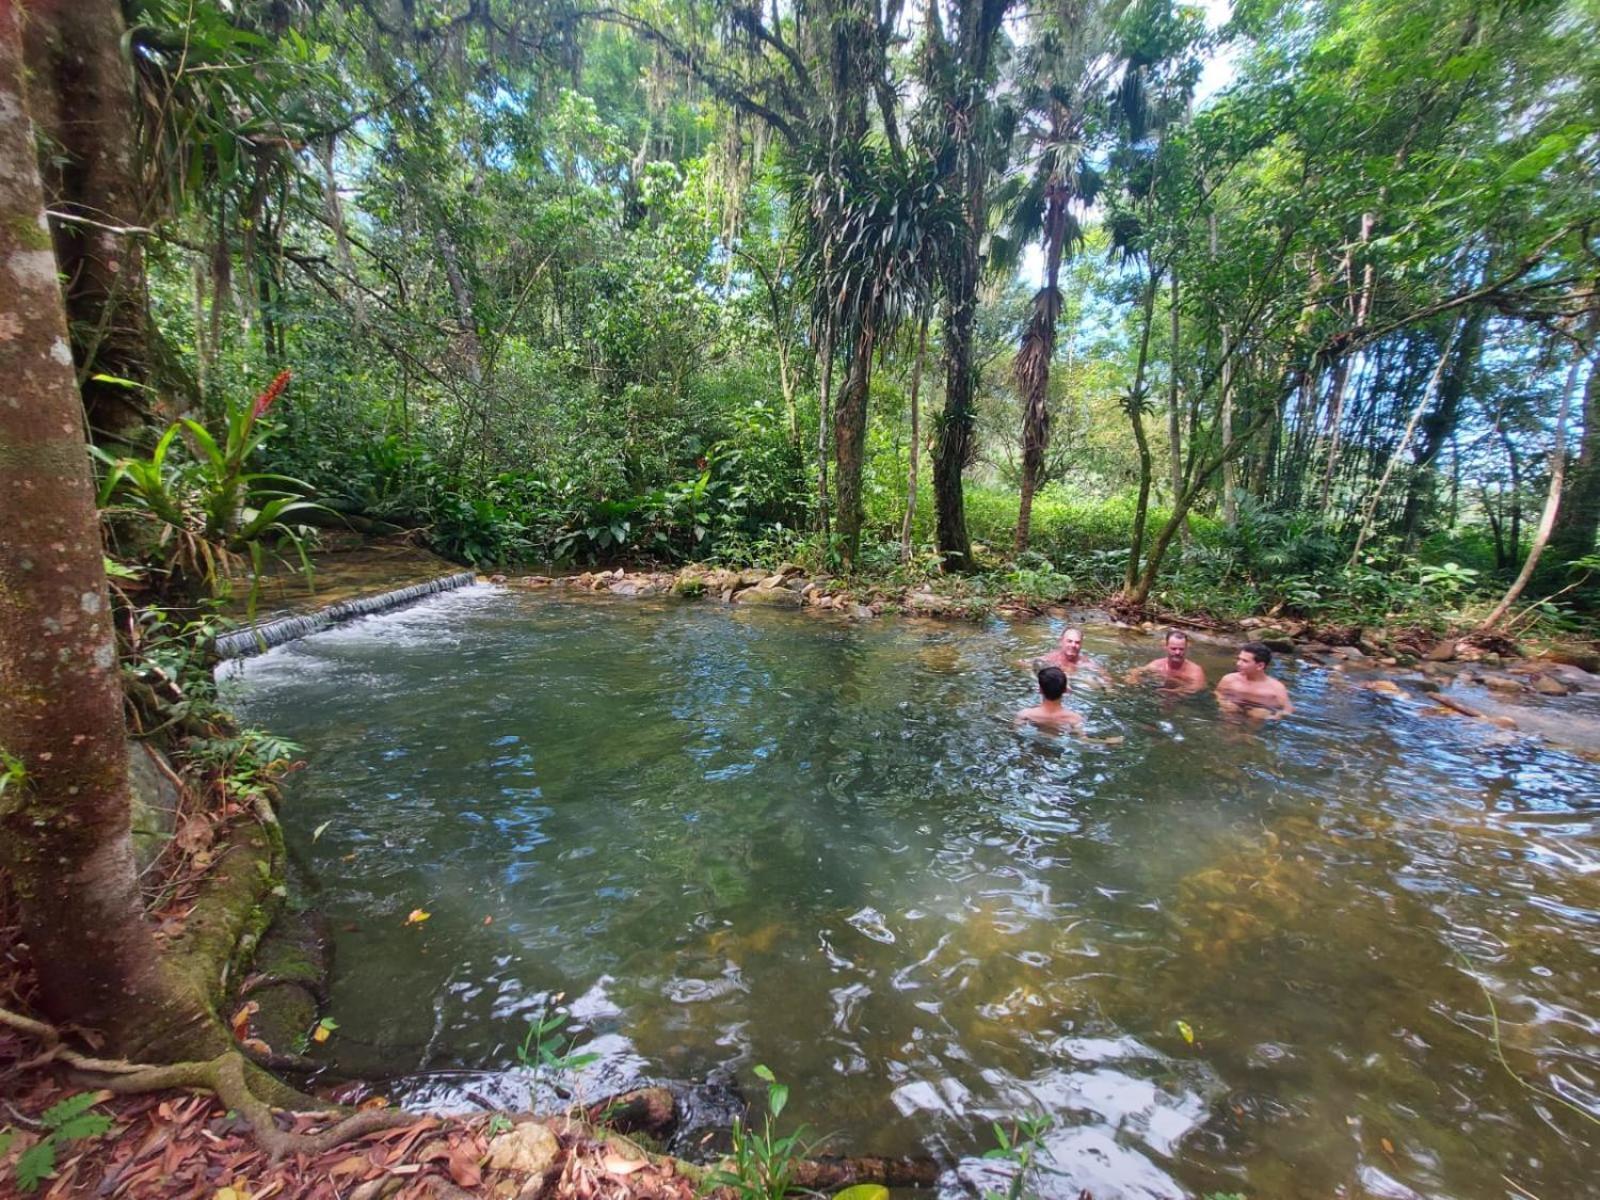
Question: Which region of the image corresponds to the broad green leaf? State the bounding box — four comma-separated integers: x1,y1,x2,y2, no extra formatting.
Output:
833,1186,889,1200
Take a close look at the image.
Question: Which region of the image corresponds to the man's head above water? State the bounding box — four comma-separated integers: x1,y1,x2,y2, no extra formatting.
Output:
1057,628,1084,662
1037,665,1068,700
1164,629,1190,666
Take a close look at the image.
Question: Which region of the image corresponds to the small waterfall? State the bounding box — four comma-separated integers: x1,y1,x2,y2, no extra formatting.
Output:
215,571,479,660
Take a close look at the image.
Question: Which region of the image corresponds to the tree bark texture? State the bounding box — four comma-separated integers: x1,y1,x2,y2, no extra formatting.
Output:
934,217,980,570
832,326,874,568
900,312,929,562
21,0,151,445
0,3,201,1056
931,0,1009,572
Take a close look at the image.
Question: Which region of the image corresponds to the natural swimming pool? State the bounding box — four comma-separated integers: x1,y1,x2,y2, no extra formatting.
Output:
229,585,1599,1200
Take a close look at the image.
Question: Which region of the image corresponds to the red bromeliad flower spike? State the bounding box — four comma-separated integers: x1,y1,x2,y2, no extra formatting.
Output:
251,369,292,420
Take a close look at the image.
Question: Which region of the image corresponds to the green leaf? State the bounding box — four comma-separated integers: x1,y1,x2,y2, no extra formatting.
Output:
41,1093,100,1128
768,1083,789,1120
14,1139,56,1192
833,1186,889,1200
752,1064,776,1083
53,1113,113,1143
0,1129,14,1157
89,373,149,391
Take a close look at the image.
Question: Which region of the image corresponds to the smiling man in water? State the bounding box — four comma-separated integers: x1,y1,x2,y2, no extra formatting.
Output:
1126,629,1207,694
1216,641,1294,720
1029,627,1111,687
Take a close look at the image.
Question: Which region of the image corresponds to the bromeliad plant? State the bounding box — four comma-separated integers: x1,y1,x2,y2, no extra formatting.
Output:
97,370,324,604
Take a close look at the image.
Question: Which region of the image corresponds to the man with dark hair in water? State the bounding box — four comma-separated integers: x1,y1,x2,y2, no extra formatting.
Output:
1016,666,1083,730
1216,641,1294,720
1126,629,1207,694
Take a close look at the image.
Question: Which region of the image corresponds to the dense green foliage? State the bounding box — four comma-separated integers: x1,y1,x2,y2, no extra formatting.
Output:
85,0,1600,632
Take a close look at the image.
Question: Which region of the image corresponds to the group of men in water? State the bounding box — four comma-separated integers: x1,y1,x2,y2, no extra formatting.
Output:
1016,627,1294,731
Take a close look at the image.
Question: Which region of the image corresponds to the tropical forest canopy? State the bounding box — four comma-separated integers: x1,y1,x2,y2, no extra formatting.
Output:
88,0,1600,623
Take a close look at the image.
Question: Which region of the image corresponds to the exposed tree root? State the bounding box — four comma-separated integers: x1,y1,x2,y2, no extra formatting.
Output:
1,1003,410,1162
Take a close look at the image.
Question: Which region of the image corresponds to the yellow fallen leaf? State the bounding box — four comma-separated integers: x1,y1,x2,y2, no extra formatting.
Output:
215,1188,249,1200
1176,1020,1195,1045
1381,1137,1395,1155
406,909,431,925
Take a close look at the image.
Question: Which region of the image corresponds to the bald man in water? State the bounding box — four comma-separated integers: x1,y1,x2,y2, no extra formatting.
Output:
1126,629,1207,694
1029,627,1111,688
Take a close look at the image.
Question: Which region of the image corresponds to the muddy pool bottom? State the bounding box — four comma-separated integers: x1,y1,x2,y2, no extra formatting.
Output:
227,585,1600,1200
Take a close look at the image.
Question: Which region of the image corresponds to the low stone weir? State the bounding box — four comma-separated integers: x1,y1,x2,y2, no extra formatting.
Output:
215,571,478,660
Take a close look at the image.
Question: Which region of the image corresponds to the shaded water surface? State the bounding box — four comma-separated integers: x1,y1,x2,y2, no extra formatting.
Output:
230,586,1599,1200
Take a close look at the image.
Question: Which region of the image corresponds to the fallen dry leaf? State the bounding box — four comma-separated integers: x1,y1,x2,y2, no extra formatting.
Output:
406,909,431,925
229,1001,259,1041
448,1147,483,1188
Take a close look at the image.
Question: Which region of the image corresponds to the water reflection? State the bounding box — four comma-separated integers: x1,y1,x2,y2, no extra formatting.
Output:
231,587,1599,1200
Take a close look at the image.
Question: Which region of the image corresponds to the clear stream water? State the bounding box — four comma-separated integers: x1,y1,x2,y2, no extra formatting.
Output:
228,585,1599,1200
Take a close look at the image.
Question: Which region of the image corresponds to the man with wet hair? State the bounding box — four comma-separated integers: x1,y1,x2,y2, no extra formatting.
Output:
1216,641,1294,720
1126,628,1207,694
1016,666,1083,730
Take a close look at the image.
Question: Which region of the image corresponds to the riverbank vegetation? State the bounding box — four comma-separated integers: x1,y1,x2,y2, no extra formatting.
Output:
0,0,1597,1192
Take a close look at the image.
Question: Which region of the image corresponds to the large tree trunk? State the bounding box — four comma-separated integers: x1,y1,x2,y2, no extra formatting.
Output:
931,0,1008,573
1551,354,1600,566
833,325,875,569
0,7,206,1058
1121,270,1161,597
1014,186,1066,554
22,0,151,446
934,198,981,570
900,312,930,563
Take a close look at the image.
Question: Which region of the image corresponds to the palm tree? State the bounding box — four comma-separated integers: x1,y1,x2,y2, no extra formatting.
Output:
1004,0,1127,553
789,140,959,568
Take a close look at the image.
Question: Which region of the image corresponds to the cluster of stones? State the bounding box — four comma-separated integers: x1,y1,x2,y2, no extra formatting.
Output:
504,564,978,620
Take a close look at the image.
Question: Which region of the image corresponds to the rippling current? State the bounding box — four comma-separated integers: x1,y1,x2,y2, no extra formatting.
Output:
228,585,1600,1200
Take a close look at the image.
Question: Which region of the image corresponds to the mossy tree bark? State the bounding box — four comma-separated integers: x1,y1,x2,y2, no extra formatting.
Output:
21,0,152,446
0,1,215,1060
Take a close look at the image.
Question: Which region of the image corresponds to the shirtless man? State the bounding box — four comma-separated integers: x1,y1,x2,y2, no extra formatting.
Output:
1216,641,1294,720
1029,628,1111,687
1126,629,1207,694
1016,666,1084,731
